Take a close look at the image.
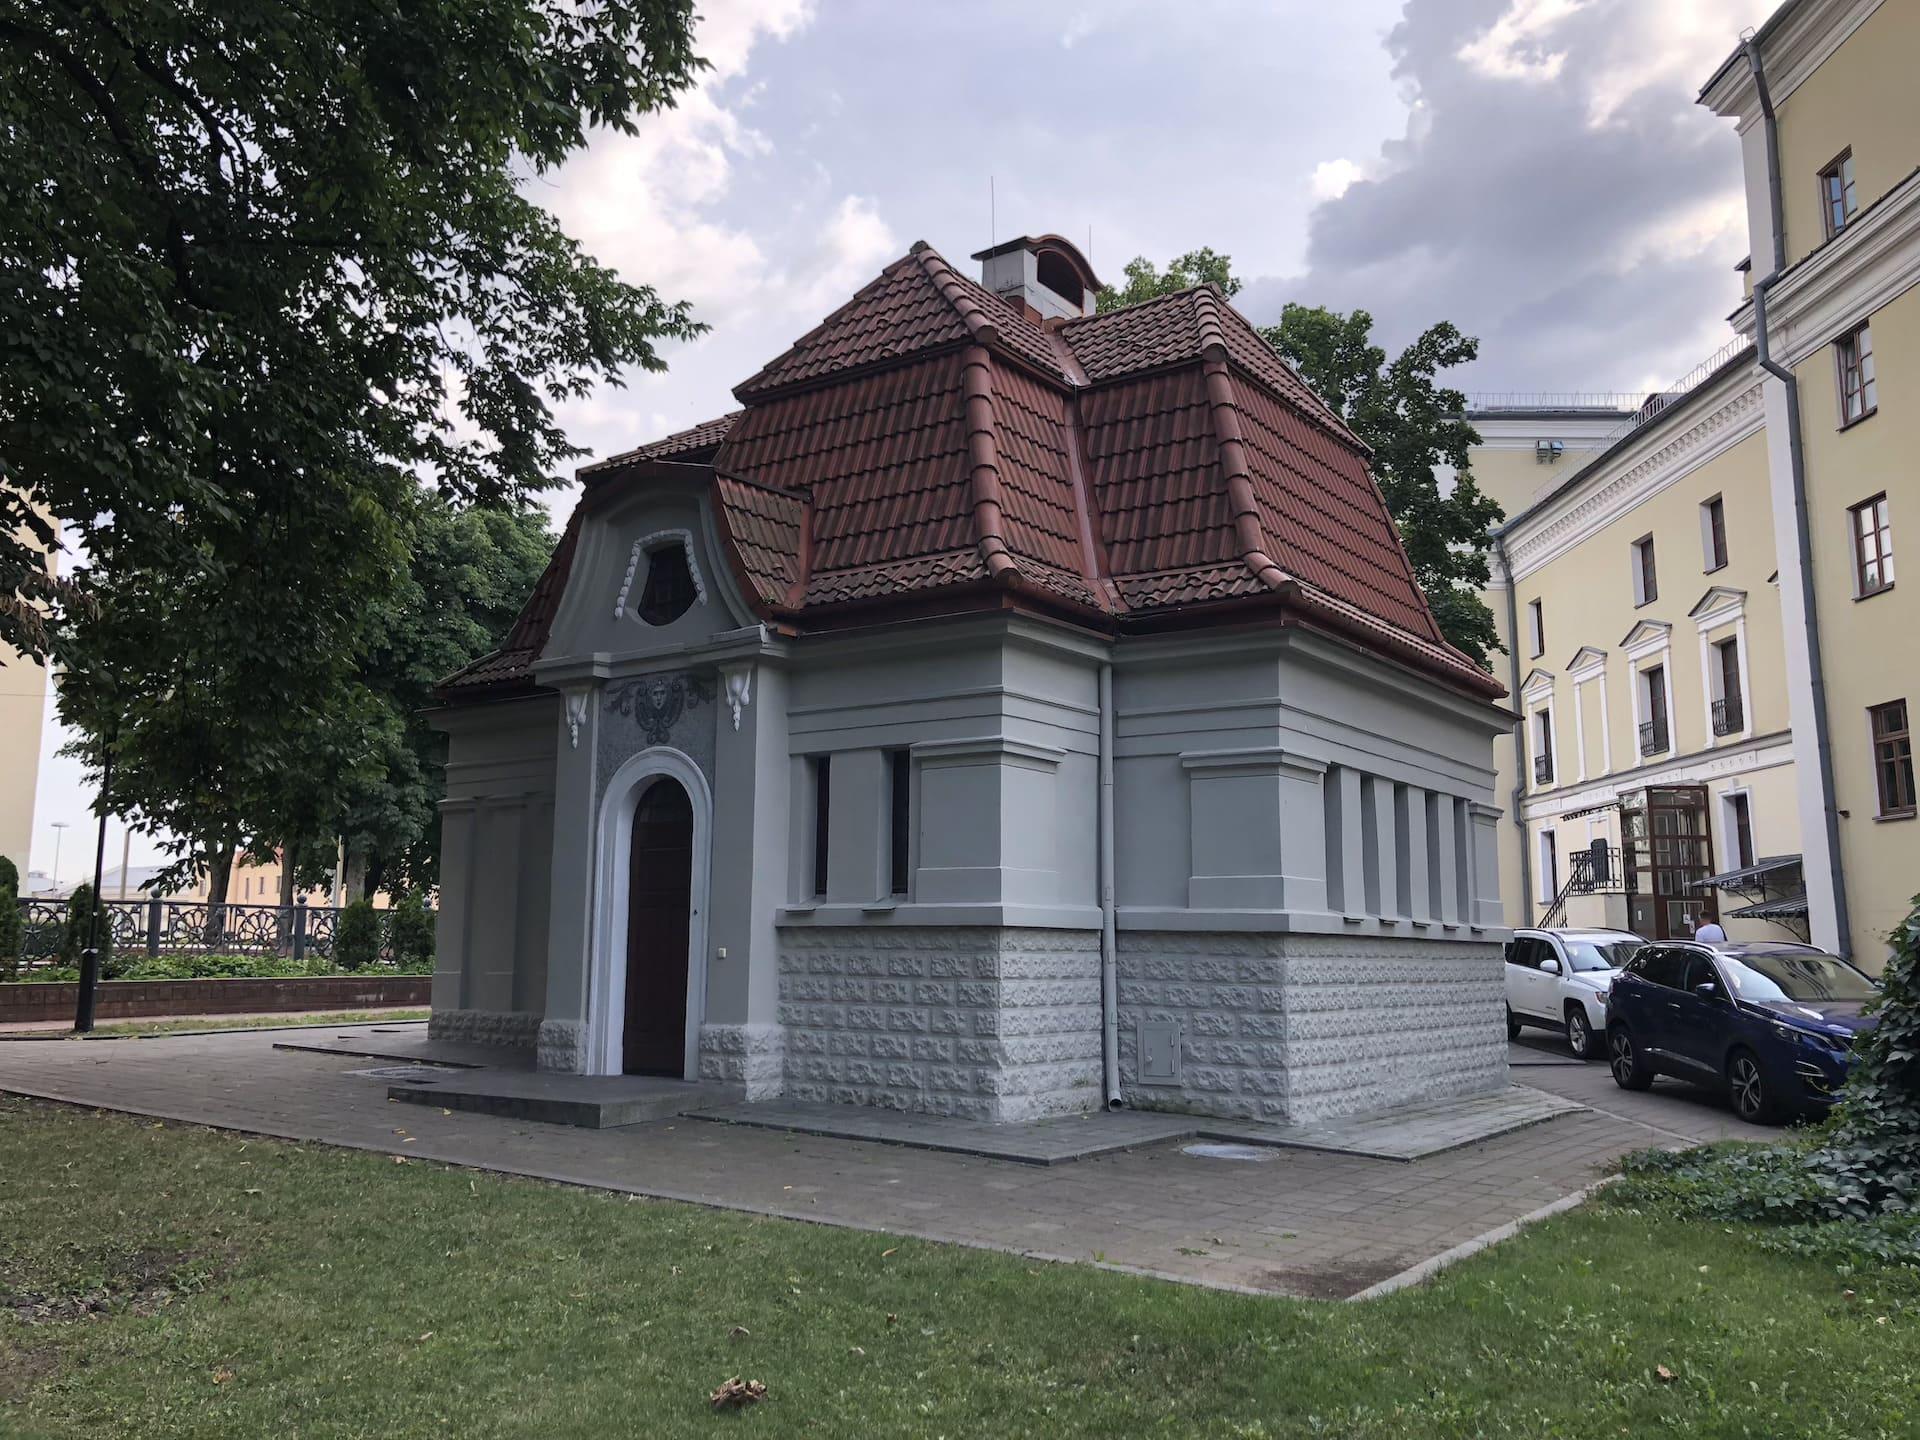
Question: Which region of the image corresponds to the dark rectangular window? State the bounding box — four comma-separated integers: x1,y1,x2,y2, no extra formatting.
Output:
1851,492,1895,597
1526,598,1544,657
1640,665,1668,756
888,748,912,895
1632,535,1658,606
1533,708,1553,785
1728,793,1755,870
1713,638,1743,736
1871,700,1915,819
811,755,832,896
1836,322,1877,426
1703,495,1728,571
1819,149,1858,238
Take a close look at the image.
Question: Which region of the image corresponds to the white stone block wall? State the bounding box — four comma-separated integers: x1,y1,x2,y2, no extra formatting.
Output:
429,1007,541,1051
698,1022,786,1099
1117,932,1506,1124
777,926,1102,1121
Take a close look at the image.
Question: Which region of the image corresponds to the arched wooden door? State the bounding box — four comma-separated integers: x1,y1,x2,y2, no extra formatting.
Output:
623,777,693,1076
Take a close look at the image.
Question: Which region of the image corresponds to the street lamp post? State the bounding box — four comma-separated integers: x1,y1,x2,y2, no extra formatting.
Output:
49,821,69,891
74,743,115,1035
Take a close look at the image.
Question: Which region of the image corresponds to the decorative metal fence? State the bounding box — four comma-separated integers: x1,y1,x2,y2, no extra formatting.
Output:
9,898,431,968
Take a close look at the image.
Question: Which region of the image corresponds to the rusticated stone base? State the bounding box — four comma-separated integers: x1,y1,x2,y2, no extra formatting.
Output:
428,1007,541,1051
777,926,1102,1122
536,1018,587,1073
699,1023,785,1099
1117,932,1505,1125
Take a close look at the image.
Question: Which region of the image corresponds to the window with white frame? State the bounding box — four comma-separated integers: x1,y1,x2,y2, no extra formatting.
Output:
1819,150,1858,238
1638,664,1670,756
1851,493,1895,597
1537,828,1558,907
1836,322,1877,426
1711,636,1743,737
1526,598,1544,658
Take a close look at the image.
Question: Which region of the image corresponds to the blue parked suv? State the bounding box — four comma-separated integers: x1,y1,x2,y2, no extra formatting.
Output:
1606,941,1879,1124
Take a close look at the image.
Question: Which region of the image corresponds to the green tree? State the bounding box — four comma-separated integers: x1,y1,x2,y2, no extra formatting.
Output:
274,495,555,900
1264,305,1504,665
1095,248,1242,312
0,854,20,980
334,899,380,972
59,881,113,973
1,0,705,665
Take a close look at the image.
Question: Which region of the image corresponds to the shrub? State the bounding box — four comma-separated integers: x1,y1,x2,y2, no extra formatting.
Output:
58,883,114,975
334,900,381,971
0,854,20,981
387,891,436,971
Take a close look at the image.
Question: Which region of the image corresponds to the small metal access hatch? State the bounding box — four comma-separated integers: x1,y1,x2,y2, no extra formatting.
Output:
1137,1020,1181,1085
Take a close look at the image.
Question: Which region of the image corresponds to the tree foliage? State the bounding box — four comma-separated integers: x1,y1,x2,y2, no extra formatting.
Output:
1095,248,1241,312
1,0,705,662
0,855,20,978
1264,304,1504,665
10,0,701,896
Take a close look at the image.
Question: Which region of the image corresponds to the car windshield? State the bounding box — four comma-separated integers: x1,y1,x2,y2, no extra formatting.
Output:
1721,951,1876,1004
1564,940,1640,973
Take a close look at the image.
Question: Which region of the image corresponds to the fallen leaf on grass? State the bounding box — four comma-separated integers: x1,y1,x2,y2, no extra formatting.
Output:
418,1332,434,1342
1655,1365,1676,1384
212,1368,235,1386
242,1188,263,1196
848,1346,865,1357
709,1377,768,1409
729,1325,751,1340
881,1247,898,1259
886,1313,898,1326
391,1156,409,1165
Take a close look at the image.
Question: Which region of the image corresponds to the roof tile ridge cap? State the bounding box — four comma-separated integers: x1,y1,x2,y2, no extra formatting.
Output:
714,464,810,503
1200,347,1289,592
914,243,1002,346
960,343,1017,581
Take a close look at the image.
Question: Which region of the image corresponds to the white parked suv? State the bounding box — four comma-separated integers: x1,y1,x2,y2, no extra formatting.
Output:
1504,927,1646,1060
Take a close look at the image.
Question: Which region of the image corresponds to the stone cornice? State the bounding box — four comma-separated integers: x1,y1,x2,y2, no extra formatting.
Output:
1502,373,1764,583
1698,0,1882,128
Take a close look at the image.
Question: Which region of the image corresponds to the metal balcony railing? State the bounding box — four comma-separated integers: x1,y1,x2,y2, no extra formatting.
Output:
1712,696,1743,736
1533,754,1554,785
1639,720,1668,757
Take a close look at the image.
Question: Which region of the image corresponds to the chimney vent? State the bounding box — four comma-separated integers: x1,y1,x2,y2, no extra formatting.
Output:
970,235,1103,322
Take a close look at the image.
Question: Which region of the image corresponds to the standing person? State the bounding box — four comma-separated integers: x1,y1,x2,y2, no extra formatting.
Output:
1694,917,1728,944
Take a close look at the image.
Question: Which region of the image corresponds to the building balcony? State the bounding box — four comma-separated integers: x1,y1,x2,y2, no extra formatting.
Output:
1533,754,1553,786
1568,845,1629,895
1638,720,1668,757
1712,696,1743,736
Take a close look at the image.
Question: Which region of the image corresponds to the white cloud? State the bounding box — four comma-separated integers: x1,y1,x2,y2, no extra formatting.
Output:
1457,0,1589,84
1060,10,1100,49
1310,158,1364,201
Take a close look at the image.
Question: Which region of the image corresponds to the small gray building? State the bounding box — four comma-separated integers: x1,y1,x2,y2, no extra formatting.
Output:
430,235,1511,1125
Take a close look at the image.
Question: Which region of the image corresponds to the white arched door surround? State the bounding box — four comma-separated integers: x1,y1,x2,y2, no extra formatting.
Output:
586,745,712,1078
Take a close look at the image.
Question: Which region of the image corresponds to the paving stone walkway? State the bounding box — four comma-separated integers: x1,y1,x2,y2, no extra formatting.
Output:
0,1026,1712,1298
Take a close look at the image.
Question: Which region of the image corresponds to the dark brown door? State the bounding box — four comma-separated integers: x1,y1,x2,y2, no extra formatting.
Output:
624,777,693,1076
1625,784,1717,940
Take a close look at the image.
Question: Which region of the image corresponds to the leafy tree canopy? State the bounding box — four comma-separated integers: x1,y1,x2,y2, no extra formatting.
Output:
1098,250,1503,664
1,0,705,664
1095,247,1241,312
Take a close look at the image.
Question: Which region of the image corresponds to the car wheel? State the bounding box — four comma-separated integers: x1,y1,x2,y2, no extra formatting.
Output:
1727,1048,1782,1126
1506,1006,1522,1041
1565,1005,1596,1060
1608,1027,1653,1091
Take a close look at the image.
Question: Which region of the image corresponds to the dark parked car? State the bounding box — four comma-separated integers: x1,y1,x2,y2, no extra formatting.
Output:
1606,941,1879,1124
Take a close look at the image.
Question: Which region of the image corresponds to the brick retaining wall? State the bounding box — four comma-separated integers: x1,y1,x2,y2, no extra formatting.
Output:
0,975,430,1025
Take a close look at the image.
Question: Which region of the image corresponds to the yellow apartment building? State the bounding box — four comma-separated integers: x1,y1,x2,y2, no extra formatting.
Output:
1481,351,1809,946
1703,0,1919,966
1480,0,1918,968
1,505,52,873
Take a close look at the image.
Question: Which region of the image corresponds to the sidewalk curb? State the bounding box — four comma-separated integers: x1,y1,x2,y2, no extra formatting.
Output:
1347,1177,1619,1301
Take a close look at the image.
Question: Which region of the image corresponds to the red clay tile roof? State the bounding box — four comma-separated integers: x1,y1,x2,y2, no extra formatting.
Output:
437,507,582,695
441,243,1502,703
580,411,740,477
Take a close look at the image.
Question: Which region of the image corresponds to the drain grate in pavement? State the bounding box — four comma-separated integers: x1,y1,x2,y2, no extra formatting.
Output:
1181,1143,1276,1162
344,1065,457,1084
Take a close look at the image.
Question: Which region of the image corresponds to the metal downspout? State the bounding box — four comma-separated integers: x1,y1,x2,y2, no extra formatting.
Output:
1745,37,1854,959
1099,661,1121,1109
1494,532,1533,925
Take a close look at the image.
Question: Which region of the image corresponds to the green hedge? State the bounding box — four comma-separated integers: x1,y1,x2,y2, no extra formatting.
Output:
5,951,431,984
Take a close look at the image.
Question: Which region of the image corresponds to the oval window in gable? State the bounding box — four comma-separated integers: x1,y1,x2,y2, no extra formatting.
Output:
639,542,697,626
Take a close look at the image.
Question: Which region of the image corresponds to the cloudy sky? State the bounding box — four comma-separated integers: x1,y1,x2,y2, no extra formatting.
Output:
25,0,1777,880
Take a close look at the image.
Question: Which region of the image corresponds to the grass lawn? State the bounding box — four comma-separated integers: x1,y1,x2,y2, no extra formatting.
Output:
2,1098,1917,1438
0,1011,429,1040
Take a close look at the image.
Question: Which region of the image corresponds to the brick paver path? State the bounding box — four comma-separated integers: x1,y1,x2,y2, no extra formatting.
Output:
0,1028,1730,1298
